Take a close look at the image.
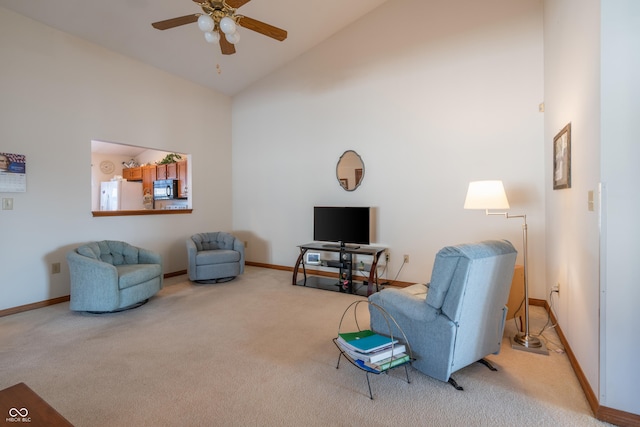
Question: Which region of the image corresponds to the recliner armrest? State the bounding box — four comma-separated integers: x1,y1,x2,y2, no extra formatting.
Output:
369,286,438,322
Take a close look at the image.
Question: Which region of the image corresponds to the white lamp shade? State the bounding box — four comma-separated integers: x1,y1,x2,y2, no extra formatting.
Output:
225,31,240,44
197,14,215,32
464,180,511,210
204,31,220,44
219,16,237,35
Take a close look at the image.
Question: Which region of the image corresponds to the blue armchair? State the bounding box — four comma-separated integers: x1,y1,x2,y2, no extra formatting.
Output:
368,240,517,389
67,240,163,312
186,232,245,283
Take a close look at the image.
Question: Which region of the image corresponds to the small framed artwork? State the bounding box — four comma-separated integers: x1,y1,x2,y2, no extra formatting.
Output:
553,123,571,190
305,252,321,265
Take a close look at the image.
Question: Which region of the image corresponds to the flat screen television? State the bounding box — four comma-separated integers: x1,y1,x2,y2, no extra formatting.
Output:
313,206,370,247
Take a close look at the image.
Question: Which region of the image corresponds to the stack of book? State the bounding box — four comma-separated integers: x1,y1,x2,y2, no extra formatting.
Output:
336,330,410,372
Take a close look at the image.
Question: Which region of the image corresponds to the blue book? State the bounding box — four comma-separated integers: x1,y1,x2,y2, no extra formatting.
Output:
355,359,382,373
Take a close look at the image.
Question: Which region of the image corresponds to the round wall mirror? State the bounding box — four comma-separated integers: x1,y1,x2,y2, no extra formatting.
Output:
336,150,364,191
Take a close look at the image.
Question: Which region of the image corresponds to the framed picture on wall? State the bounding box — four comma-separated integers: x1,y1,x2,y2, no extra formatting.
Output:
553,123,571,190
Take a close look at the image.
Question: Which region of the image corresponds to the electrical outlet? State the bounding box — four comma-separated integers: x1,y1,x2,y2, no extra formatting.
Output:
403,254,409,263
552,282,560,294
51,262,61,274
384,248,390,262
244,241,248,248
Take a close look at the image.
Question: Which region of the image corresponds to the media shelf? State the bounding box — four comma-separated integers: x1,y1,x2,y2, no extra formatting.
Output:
298,276,373,297
292,243,386,296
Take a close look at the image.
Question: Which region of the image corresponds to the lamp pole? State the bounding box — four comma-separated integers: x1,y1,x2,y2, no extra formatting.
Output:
486,211,541,349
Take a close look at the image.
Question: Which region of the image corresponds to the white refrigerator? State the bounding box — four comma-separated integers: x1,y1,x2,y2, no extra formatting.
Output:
100,181,145,211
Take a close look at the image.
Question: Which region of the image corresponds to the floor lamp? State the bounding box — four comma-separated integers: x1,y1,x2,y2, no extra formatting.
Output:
464,180,548,355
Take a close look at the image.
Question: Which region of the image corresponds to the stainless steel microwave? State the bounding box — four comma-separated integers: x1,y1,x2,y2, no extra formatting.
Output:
153,179,179,200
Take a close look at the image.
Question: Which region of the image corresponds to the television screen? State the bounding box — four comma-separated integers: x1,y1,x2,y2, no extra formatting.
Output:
313,207,370,246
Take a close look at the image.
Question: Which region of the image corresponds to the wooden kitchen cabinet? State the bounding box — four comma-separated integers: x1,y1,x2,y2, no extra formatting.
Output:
156,164,167,180
142,164,157,196
166,162,178,180
122,166,142,181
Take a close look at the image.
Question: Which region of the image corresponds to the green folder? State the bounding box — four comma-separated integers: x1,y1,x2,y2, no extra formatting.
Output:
338,329,376,342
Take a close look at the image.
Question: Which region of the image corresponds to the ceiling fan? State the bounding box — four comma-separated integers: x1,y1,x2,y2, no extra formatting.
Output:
151,0,287,55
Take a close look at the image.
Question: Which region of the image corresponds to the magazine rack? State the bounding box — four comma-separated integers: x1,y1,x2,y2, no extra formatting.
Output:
333,300,412,399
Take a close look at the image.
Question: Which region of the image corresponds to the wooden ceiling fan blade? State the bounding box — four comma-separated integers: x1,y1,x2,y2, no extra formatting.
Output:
152,14,199,30
226,0,252,8
238,16,287,41
219,33,236,55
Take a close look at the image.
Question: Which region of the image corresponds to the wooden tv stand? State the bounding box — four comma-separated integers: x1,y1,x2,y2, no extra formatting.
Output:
292,243,386,296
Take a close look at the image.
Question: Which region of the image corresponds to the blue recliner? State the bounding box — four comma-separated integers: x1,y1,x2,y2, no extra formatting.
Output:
67,240,163,312
368,240,517,389
186,232,245,283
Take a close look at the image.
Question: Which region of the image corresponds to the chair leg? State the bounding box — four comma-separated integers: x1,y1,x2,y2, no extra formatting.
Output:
446,359,495,391
477,358,498,371
448,377,464,390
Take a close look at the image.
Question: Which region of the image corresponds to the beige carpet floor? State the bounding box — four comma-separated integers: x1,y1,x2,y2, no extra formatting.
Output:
0,266,611,426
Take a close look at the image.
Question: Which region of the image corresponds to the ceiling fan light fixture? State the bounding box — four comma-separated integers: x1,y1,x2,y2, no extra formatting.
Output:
197,14,215,32
226,31,240,44
151,1,287,56
204,31,220,44
219,16,237,35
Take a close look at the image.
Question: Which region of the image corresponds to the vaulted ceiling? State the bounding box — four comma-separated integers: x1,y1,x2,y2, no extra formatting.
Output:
0,0,391,96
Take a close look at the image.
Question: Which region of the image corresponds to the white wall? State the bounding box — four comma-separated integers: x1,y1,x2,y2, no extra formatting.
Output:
543,0,602,405
544,0,640,416
0,8,233,310
600,0,640,415
232,0,545,291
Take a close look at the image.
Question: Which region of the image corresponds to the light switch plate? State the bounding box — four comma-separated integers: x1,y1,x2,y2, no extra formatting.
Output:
2,198,13,210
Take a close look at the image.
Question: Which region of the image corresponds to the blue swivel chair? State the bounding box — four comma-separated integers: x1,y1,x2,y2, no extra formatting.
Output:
186,232,245,283
67,240,163,312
